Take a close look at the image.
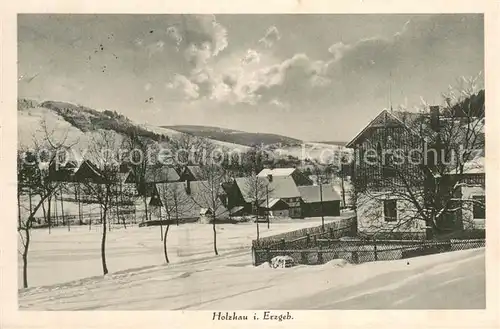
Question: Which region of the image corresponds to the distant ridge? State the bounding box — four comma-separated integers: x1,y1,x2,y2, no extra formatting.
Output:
163,125,304,147
311,141,347,146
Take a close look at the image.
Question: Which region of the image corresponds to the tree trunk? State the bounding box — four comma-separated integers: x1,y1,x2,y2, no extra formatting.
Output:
17,192,21,229
320,182,325,231
47,195,52,234
101,206,109,275
60,186,66,226
175,202,179,226
255,202,260,240
212,214,218,256
54,194,58,226
159,205,163,242
266,186,270,229
77,185,83,225
256,219,260,240
340,174,346,208
41,200,46,224
143,195,148,223
22,227,31,289
163,223,170,263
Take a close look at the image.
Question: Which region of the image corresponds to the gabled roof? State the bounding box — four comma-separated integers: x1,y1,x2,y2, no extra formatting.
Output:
298,184,341,203
186,165,204,180
72,160,106,183
144,166,180,183
152,180,228,219
259,198,287,209
346,109,429,148
234,175,301,203
257,168,296,177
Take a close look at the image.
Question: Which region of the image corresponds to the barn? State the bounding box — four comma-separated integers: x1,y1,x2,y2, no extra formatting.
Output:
298,184,341,217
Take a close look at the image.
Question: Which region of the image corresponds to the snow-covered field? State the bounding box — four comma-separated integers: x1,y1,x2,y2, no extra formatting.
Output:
19,247,485,310
17,217,343,288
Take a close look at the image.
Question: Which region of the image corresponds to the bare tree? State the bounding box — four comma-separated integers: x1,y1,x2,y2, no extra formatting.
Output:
193,162,230,256
153,183,194,263
124,130,155,223
79,130,123,275
17,121,75,288
168,133,209,167
243,172,271,240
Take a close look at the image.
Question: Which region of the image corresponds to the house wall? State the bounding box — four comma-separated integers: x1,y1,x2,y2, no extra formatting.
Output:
356,191,426,235
302,200,340,217
460,185,485,229
351,113,424,193
270,209,289,218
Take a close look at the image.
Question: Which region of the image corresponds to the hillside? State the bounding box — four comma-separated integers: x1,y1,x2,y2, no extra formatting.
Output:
163,125,303,147
17,99,349,166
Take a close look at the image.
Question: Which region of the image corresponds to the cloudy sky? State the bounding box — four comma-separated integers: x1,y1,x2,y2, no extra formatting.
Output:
18,14,484,141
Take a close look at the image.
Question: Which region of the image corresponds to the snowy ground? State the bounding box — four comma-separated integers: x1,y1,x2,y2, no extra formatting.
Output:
18,217,344,288
19,248,485,310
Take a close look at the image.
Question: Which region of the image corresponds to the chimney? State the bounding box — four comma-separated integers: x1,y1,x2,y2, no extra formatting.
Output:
185,180,191,195
267,174,273,182
430,105,440,131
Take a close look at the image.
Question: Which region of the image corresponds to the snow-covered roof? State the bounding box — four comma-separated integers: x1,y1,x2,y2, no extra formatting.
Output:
257,168,296,177
298,184,341,203
234,175,301,203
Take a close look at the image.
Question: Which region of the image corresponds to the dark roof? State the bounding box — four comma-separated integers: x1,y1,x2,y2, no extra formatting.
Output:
298,184,341,203
72,160,106,183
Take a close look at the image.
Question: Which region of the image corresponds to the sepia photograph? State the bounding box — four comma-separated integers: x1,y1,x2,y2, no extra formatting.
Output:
15,13,486,311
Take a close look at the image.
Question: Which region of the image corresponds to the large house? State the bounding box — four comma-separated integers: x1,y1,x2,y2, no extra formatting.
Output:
257,168,313,186
346,98,485,238
223,169,341,219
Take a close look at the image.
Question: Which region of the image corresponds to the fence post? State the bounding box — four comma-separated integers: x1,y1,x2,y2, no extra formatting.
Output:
251,246,257,266
329,227,334,239
318,246,324,264
301,250,307,264
373,239,378,261
313,235,317,245
352,251,359,264
280,238,286,250
306,233,310,246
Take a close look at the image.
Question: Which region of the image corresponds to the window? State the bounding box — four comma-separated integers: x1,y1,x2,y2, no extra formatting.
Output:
472,195,485,219
382,153,396,178
376,141,383,159
384,199,397,222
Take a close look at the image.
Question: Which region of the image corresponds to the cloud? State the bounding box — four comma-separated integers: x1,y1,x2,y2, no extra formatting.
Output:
166,26,183,47
166,74,200,100
168,15,228,58
184,43,212,70
241,49,261,65
242,54,330,104
145,40,165,58
259,26,281,48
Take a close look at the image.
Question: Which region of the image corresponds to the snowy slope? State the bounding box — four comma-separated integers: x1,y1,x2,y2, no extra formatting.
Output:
18,248,485,310
17,218,345,288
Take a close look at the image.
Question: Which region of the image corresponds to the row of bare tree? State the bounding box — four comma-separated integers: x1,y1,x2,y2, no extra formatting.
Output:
18,125,276,288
